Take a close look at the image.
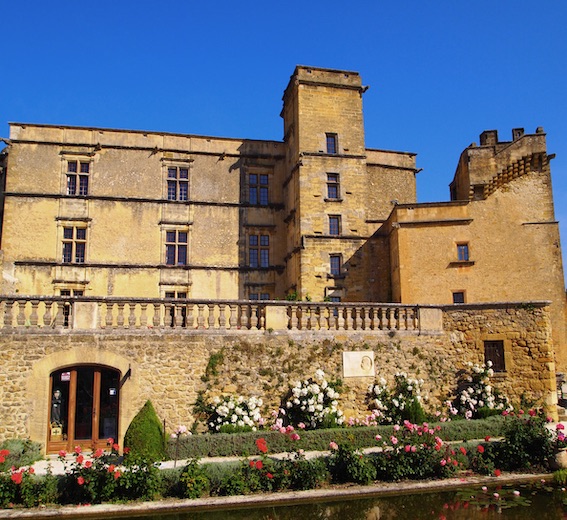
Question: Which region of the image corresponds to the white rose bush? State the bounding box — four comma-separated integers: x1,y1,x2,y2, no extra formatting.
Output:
451,361,512,419
282,369,345,429
206,395,265,433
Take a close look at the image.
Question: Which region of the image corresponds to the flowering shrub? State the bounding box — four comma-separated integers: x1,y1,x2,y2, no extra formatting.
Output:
206,395,264,433
372,420,459,481
451,361,512,419
367,373,426,424
327,441,376,485
282,370,344,429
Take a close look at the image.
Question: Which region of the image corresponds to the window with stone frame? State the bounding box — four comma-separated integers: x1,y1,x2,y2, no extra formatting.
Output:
326,173,340,200
167,166,189,201
249,173,269,205
66,160,90,196
330,254,342,276
62,226,87,263
249,292,270,300
326,133,338,154
329,215,341,236
457,243,470,262
452,291,465,304
165,230,188,265
249,234,269,268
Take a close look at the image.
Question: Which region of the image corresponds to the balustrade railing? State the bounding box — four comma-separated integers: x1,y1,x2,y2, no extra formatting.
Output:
0,297,422,332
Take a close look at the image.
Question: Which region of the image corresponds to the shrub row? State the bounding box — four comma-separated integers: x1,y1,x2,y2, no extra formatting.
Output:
166,415,508,459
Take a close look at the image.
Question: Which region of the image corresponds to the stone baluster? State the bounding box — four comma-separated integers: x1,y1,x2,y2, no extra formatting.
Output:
195,304,204,329
105,303,114,328
29,300,39,327
229,304,238,329
3,300,14,328
218,304,227,328
116,303,125,328
15,301,26,326
326,306,335,330
337,306,345,330
250,304,259,330
289,305,298,330
127,304,136,328
299,306,308,330
208,304,216,329
240,304,249,329
345,307,353,330
43,302,53,328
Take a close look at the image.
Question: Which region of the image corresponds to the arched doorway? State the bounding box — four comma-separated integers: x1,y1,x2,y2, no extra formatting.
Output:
48,366,120,452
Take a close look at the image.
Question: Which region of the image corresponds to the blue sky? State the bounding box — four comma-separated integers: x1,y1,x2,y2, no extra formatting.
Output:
2,1,566,280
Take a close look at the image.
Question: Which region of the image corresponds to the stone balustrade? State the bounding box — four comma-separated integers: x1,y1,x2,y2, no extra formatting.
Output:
0,297,437,333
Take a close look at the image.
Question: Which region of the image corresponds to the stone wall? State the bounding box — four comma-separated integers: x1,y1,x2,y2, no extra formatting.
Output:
0,302,556,452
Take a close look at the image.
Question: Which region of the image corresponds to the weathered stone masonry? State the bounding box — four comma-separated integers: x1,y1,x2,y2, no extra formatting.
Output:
0,302,556,452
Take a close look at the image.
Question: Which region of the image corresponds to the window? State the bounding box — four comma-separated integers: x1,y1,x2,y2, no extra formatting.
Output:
249,235,269,267
452,291,465,304
249,174,269,205
330,254,342,276
329,215,341,236
62,227,86,263
167,167,189,201
165,291,187,327
326,173,340,199
457,243,469,262
326,133,338,154
165,231,188,265
484,340,506,372
249,292,270,300
66,160,89,196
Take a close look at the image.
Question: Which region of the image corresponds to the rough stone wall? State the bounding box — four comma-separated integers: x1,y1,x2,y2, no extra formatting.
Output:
0,304,556,451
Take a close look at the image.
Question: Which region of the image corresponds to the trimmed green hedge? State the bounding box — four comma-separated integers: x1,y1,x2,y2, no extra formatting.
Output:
167,415,508,459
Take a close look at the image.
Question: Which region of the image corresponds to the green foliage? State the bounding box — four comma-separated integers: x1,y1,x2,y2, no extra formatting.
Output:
179,459,210,498
280,451,329,490
327,443,375,485
495,411,554,471
0,474,17,508
203,350,224,380
118,454,162,501
124,400,166,462
0,439,42,471
468,442,497,475
554,469,567,486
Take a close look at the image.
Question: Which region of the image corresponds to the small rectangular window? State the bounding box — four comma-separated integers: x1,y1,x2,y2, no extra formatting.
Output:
326,133,338,154
457,243,469,262
452,291,465,304
329,215,341,236
484,340,505,372
330,254,342,276
327,173,340,199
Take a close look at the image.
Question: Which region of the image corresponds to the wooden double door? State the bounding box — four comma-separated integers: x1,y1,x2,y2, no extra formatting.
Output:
48,366,120,453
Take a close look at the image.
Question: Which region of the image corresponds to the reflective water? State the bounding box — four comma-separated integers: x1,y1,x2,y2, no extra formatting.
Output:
88,483,567,520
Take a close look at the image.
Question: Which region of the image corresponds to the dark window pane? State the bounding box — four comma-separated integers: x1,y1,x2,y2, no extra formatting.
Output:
79,176,89,196
453,292,465,304
330,256,341,275
168,167,177,178
63,228,73,239
260,235,269,246
249,250,259,268
249,235,258,246
260,249,269,267
249,187,258,205
260,293,270,300
179,182,188,201
67,161,77,173
178,232,187,243
458,244,469,261
80,162,90,174
166,231,176,243
329,217,340,235
259,187,268,205
249,174,257,185
327,185,338,199
75,243,85,263
179,168,189,179
76,228,86,240
62,243,72,263
249,293,259,300
167,181,177,200
177,245,187,265
166,245,175,265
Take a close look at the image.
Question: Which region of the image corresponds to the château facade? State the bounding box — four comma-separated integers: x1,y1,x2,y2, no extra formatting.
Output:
0,66,566,452
0,66,565,364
